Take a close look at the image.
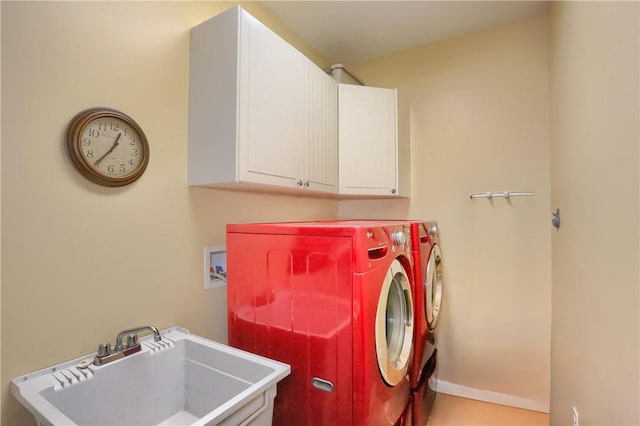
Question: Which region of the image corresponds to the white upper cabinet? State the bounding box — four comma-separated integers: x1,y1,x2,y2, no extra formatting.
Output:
189,7,337,194
338,84,409,197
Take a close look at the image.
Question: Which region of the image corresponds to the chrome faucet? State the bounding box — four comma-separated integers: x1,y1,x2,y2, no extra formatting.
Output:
93,325,162,366
115,326,162,350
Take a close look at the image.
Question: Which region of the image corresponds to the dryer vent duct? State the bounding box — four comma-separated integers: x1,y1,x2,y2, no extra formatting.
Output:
324,63,365,86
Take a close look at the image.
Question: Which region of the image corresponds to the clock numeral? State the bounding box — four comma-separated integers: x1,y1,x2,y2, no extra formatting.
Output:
120,164,126,172
87,128,99,138
128,159,135,166
83,137,91,146
98,122,108,132
108,164,114,173
132,149,139,156
110,122,120,131
87,150,94,159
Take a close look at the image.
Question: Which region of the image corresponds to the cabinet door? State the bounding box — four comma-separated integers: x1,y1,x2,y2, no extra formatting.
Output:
304,63,338,193
339,84,398,196
238,12,305,188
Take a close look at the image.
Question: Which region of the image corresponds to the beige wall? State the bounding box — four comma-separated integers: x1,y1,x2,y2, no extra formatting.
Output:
340,14,552,410
549,2,639,425
0,2,337,424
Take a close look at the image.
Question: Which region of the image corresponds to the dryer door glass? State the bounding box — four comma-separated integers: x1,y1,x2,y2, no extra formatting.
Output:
425,244,443,330
375,259,414,386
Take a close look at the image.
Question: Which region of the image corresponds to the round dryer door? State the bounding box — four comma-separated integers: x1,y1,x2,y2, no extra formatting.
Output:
425,244,443,330
375,259,414,386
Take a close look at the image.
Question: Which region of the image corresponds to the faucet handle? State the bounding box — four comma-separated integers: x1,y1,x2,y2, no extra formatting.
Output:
126,334,138,348
97,343,111,357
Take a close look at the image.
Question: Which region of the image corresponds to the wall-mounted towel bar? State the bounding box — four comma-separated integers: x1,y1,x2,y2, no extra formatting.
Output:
469,191,535,199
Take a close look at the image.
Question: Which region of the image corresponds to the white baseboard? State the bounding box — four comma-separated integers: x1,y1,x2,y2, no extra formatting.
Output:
433,379,550,413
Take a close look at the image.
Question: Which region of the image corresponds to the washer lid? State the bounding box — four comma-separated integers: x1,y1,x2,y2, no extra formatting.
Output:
375,259,414,386
425,244,443,330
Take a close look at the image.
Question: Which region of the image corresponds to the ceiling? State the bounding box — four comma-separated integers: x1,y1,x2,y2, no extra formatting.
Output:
262,1,550,64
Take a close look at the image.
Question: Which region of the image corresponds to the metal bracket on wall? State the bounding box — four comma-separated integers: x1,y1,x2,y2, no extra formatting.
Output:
552,208,560,229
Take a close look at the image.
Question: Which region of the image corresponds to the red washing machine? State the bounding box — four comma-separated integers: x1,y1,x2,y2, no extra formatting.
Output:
226,221,415,426
408,221,443,425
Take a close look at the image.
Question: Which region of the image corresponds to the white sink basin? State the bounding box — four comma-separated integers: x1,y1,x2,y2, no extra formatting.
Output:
11,327,290,426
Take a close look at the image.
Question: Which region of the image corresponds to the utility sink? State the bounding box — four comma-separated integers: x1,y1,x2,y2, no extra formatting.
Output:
11,327,290,426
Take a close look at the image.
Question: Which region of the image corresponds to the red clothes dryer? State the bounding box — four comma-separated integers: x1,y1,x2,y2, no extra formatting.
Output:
409,221,443,425
226,221,415,426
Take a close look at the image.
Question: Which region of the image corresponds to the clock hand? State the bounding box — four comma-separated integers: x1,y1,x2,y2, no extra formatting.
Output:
94,132,122,167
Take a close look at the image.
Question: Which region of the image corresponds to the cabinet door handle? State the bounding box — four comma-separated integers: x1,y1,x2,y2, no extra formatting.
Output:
391,188,397,194
304,181,310,187
296,180,303,187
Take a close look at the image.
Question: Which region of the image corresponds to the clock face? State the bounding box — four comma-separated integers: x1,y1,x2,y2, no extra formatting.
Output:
81,116,144,178
66,108,149,187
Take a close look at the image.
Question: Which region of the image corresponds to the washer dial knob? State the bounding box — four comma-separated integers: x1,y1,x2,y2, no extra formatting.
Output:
392,230,406,246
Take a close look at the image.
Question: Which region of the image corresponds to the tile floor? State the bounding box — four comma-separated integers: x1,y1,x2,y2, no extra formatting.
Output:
426,393,549,426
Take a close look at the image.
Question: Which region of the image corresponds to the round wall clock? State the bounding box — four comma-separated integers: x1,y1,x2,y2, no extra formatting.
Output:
65,107,150,187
